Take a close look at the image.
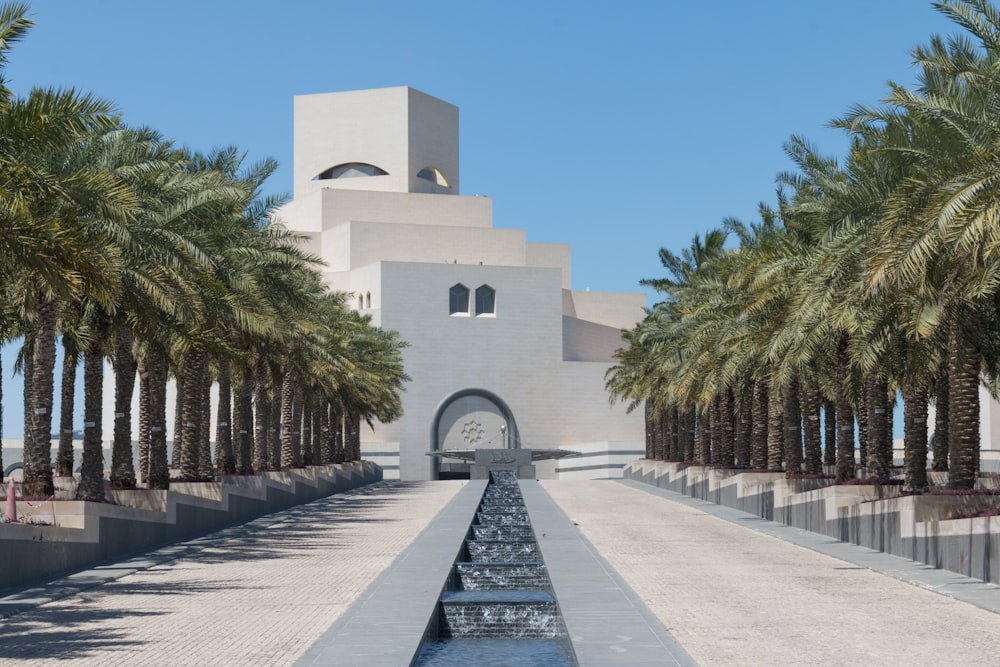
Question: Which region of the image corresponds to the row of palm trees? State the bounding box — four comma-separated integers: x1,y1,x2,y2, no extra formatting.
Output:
607,0,1000,492
0,3,409,500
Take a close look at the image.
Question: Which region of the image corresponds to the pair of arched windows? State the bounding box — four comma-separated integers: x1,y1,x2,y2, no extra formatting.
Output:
357,291,372,310
315,162,451,188
450,283,495,316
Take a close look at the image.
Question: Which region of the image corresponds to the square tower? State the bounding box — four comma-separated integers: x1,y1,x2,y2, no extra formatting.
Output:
293,86,459,199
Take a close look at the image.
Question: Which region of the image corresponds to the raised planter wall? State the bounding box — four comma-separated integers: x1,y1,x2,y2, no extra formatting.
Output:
0,461,381,591
624,460,1000,584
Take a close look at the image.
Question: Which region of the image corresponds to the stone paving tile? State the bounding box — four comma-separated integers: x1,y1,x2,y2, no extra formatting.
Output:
0,481,463,666
541,480,1000,667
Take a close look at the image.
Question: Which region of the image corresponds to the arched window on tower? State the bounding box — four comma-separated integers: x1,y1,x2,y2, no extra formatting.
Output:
357,294,364,310
417,166,451,188
365,292,372,309
449,283,470,315
475,284,496,316
315,162,389,180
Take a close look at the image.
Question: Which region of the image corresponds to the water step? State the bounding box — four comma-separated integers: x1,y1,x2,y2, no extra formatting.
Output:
466,540,542,562
455,562,549,590
471,524,535,540
414,638,575,667
476,510,529,525
439,591,563,639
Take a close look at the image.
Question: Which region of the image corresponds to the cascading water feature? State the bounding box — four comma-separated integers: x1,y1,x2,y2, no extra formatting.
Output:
413,471,577,666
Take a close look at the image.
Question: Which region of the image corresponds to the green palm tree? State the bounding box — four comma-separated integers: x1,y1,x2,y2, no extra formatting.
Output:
837,0,1000,487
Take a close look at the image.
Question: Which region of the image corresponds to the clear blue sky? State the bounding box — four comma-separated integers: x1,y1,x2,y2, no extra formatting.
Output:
2,1,960,437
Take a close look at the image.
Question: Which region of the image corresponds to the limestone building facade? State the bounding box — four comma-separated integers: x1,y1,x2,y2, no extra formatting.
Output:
276,86,646,480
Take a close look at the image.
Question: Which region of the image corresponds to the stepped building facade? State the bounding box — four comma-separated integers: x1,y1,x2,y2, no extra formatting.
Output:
276,87,646,480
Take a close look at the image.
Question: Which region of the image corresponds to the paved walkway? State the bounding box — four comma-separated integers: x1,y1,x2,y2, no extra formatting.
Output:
2,478,1000,666
0,481,464,666
541,480,1000,666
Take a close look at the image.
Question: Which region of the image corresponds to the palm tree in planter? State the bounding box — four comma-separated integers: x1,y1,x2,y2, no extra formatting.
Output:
843,0,1000,488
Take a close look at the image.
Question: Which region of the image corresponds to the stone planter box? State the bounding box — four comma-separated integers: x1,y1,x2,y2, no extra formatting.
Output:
0,461,381,591
624,459,1000,583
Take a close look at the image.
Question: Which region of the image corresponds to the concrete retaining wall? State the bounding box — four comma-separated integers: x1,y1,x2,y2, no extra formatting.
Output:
0,461,381,591
623,460,1000,583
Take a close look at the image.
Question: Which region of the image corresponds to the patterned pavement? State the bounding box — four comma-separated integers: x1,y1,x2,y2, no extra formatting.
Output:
0,481,464,666
541,480,1000,667
3,478,1000,666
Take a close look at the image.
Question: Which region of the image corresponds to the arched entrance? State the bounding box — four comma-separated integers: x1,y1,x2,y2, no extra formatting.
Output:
429,388,521,479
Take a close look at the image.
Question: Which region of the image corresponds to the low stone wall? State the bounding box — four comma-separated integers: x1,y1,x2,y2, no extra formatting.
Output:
0,461,381,591
623,460,1000,584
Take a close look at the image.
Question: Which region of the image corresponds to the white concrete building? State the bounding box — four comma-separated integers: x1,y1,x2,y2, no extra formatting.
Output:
275,86,646,480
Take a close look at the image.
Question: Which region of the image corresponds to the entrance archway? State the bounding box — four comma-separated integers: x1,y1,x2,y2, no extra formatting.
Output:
429,388,521,479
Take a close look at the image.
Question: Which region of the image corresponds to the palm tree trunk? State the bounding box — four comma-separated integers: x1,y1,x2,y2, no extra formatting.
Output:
320,399,333,463
751,378,768,469
648,406,661,459
835,333,856,482
230,369,243,474
708,396,721,465
932,371,949,471
23,348,32,480
137,363,150,483
302,399,313,466
172,382,183,468
947,322,980,489
767,393,784,471
857,397,869,470
903,381,929,493
147,346,170,490
718,389,735,466
237,367,254,474
823,401,837,467
783,377,802,474
215,359,235,475
668,405,681,461
253,368,269,471
800,382,823,474
684,407,697,461
292,385,303,467
866,372,891,480
198,358,212,478
56,338,78,477
25,294,57,497
333,408,344,463
179,349,203,479
695,405,710,464
280,371,294,469
346,411,360,461
642,401,656,460
735,398,751,468
311,399,322,465
110,329,137,488
269,386,281,467
656,406,668,460
76,327,106,502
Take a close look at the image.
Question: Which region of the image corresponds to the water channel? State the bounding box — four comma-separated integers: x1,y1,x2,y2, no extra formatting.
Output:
412,471,577,666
